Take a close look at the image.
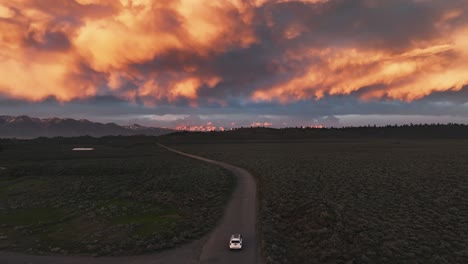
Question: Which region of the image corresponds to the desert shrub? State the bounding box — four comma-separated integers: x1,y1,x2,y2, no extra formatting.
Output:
0,137,234,255
172,139,468,264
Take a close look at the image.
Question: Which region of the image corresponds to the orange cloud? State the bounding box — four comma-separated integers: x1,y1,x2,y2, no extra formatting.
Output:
252,29,468,102
250,122,273,127
0,0,253,102
0,0,467,106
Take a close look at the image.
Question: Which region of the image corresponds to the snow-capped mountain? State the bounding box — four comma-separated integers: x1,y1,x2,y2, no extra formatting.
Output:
0,116,173,138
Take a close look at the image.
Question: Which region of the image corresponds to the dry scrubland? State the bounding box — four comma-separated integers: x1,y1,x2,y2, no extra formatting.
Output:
170,140,468,264
0,137,234,256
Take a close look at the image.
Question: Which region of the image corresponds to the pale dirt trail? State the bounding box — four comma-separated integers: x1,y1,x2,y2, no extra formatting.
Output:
159,144,262,264
1,144,262,264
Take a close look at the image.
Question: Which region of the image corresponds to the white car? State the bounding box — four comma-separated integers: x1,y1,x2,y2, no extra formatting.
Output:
229,234,243,250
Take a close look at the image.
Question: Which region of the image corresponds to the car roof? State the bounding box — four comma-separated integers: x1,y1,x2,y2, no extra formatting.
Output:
230,234,242,239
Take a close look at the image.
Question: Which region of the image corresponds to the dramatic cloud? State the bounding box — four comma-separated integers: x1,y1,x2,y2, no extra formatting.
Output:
1,0,468,127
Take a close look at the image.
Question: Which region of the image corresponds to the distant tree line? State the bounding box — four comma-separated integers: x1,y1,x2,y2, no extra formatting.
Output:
2,124,468,143
160,123,468,142
324,123,468,139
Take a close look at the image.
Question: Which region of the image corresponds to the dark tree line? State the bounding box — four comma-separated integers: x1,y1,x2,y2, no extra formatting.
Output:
161,123,468,142
327,123,468,138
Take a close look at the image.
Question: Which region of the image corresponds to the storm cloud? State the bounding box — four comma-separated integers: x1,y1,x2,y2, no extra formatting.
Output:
1,0,468,128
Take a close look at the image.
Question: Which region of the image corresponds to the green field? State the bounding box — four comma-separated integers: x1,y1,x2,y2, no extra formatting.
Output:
0,136,234,256
167,139,468,263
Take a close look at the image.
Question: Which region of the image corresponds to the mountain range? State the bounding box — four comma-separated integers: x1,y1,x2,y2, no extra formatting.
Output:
0,116,174,138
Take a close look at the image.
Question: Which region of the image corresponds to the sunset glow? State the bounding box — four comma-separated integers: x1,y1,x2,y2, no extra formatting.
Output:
1,0,468,127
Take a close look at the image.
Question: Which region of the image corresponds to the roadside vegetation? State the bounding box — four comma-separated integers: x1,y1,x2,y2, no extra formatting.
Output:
0,136,234,256
165,137,468,263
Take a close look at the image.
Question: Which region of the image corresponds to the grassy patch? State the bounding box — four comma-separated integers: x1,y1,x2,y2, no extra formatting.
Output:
0,208,65,225
35,217,102,248
97,199,138,208
110,212,181,236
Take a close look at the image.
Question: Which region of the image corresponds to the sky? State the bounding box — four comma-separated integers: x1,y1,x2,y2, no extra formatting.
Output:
1,0,468,130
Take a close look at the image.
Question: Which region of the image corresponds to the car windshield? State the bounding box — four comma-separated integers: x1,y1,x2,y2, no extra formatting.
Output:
231,240,240,243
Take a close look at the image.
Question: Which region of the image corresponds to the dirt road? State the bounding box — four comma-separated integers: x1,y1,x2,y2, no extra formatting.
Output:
1,144,262,264
160,144,262,264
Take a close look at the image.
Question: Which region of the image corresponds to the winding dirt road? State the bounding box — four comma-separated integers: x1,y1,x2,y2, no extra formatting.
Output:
160,144,262,264
1,144,262,264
